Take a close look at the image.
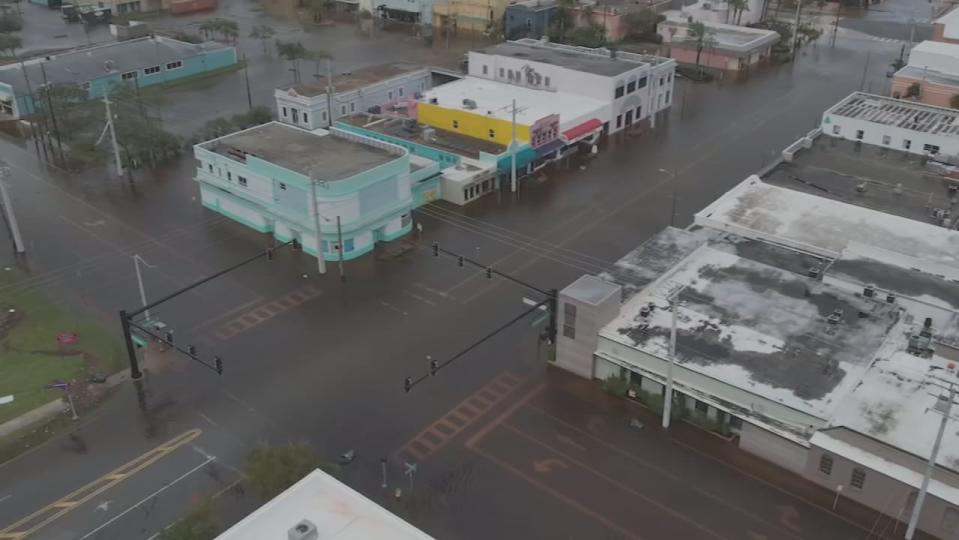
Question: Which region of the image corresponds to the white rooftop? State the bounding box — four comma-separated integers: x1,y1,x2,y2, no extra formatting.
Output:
823,92,959,137
215,470,435,540
659,18,779,53
695,175,959,266
819,349,959,505
420,77,607,130
936,6,959,40
906,40,959,77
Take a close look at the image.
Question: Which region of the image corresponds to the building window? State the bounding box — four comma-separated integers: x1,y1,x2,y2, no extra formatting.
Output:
850,467,866,489
695,400,708,413
660,77,664,86
453,120,459,129
615,85,625,99
904,139,912,150
121,70,138,80
398,87,404,97
636,105,642,118
278,182,287,190
166,60,183,70
282,107,288,118
238,176,248,187
388,90,394,100
343,238,354,252
544,76,550,87
665,91,671,104
482,65,488,75
208,164,213,173
616,114,622,128
943,508,959,533
341,105,347,115
668,73,672,82
924,143,941,154
322,111,328,122
637,76,647,89
818,454,833,475
855,129,864,140
832,124,840,135
144,65,160,75
499,67,504,77
563,302,577,339
488,129,495,138
627,80,636,93
882,134,890,145
303,113,309,124
227,171,232,181
729,415,743,430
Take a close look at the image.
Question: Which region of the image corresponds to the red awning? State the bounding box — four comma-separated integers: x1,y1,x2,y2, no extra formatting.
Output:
562,118,603,142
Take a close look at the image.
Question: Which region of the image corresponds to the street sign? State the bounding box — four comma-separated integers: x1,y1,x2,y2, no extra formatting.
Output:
130,334,148,349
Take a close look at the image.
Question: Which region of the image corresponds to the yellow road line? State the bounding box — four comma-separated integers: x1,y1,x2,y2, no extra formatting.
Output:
0,429,202,539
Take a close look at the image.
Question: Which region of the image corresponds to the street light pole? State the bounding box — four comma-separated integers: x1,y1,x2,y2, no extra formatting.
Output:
662,286,684,429
906,383,957,539
310,179,327,274
657,168,678,227
510,98,518,193
0,163,24,253
133,254,155,320
336,215,344,281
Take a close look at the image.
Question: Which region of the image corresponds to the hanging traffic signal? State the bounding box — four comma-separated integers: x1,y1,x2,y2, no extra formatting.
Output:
164,331,174,345
430,358,438,376
486,267,493,279
187,345,196,356
214,356,223,375
432,242,439,256
458,256,464,267
404,376,413,393
267,248,274,260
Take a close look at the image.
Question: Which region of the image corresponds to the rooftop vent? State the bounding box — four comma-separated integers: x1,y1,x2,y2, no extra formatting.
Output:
462,98,478,110
863,285,875,298
288,519,319,540
807,267,820,279
827,308,843,325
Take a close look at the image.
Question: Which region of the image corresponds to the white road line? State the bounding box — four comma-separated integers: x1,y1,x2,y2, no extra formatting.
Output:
197,412,218,427
401,289,437,306
77,457,215,540
0,494,11,504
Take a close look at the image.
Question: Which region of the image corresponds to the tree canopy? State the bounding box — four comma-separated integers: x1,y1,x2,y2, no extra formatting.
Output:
159,499,219,540
244,443,336,501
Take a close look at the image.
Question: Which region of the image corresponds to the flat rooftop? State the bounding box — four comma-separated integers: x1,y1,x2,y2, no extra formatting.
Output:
215,469,434,539
660,18,779,54
203,122,397,182
696,175,959,266
0,36,230,94
341,115,507,159
598,227,710,300
824,92,959,138
478,40,650,77
763,137,958,225
421,77,606,128
563,275,621,306
601,235,898,420
895,64,959,86
286,63,424,97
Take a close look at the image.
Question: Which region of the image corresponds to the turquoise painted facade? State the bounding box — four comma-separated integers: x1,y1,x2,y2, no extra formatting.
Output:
0,37,237,119
194,123,439,262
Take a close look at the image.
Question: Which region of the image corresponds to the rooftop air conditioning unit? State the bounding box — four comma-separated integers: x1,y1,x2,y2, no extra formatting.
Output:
462,98,478,109
288,520,319,540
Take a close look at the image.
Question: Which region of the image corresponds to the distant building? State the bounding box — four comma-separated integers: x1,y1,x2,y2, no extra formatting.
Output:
0,36,236,119
275,64,433,131
374,0,433,23
433,0,509,33
555,119,959,539
932,6,959,44
665,0,764,26
504,0,557,40
658,18,779,72
822,92,959,157
215,469,435,539
468,39,676,134
892,41,959,108
194,122,441,261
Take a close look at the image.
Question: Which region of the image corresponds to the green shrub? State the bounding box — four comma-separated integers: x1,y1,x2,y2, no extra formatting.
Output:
602,374,629,397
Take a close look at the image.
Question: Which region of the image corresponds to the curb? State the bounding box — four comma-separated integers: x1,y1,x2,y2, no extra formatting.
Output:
0,370,130,439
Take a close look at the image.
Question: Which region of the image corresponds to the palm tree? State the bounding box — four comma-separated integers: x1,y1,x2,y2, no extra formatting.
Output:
727,0,749,24
249,25,276,55
688,20,716,73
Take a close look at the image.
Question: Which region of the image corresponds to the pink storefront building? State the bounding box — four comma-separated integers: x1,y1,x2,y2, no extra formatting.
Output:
657,18,778,72
891,40,959,108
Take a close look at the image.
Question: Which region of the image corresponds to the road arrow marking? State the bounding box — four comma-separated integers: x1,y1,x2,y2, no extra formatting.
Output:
532,458,568,473
95,501,112,512
556,433,585,451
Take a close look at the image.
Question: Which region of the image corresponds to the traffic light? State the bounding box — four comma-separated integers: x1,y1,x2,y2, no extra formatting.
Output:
486,267,493,279
267,248,274,261
458,256,464,267
214,356,223,375
187,345,196,356
430,358,438,376
164,331,174,345
432,242,439,256
404,376,413,393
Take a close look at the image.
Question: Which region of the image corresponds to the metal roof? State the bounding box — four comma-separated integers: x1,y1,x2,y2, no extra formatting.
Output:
825,92,959,137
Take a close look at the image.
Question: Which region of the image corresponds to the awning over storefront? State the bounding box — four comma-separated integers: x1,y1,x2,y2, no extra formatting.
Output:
561,118,602,144
534,139,565,157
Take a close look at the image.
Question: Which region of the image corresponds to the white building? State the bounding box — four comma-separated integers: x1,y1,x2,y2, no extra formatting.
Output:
275,64,433,131
467,38,676,135
555,127,959,539
821,91,959,157
215,469,435,539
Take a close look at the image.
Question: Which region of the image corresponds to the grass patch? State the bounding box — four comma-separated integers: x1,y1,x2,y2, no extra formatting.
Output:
0,271,123,426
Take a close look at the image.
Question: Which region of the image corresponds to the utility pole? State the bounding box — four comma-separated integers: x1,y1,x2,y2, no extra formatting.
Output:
510,98,518,193
309,179,327,274
0,163,24,254
133,254,155,320
647,67,656,129
662,287,683,429
336,215,344,281
39,63,65,165
17,57,41,160
242,53,253,110
792,0,803,57
326,59,334,127
102,93,124,177
832,1,840,46
906,382,958,539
